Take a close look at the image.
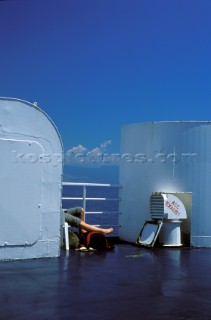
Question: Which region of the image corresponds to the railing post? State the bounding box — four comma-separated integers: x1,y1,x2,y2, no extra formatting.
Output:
83,185,87,221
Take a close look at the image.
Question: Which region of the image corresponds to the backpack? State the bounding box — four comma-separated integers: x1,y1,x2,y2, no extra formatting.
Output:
80,232,115,251
68,229,80,249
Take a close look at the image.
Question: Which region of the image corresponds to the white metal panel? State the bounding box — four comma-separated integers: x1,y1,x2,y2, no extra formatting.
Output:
0,98,63,260
0,139,42,245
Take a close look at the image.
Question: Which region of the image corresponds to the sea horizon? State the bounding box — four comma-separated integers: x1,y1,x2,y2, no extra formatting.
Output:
63,165,119,184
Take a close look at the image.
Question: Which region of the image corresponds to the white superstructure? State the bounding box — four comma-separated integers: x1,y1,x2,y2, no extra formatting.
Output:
119,121,211,247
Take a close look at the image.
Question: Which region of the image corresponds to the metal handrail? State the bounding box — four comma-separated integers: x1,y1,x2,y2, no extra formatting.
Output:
62,182,121,231
62,197,119,200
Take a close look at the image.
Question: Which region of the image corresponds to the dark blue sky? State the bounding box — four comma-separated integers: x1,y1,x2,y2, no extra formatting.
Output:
1,0,211,167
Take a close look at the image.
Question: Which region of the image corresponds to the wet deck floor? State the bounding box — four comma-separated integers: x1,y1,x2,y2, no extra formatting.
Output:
1,244,211,320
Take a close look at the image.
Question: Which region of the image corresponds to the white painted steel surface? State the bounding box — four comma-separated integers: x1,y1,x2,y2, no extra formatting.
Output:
0,98,63,260
119,121,211,247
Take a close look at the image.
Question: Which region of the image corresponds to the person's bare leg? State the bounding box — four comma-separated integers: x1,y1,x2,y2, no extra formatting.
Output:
79,208,85,221
79,208,88,234
79,220,113,235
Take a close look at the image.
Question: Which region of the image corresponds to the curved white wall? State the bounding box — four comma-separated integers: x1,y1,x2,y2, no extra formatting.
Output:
0,98,63,260
119,121,211,247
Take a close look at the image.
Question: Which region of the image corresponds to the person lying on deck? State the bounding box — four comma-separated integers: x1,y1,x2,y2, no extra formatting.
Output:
64,207,113,236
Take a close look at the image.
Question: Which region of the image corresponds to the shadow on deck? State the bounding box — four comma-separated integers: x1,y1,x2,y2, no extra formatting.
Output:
1,243,211,320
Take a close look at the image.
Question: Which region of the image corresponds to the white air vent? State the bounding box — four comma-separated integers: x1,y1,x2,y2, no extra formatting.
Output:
150,192,187,220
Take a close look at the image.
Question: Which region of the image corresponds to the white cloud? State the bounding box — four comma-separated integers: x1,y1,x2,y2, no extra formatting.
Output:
100,140,112,150
66,144,87,155
89,140,112,155
64,140,117,166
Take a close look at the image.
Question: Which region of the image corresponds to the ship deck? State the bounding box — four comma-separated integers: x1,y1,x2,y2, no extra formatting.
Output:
1,243,211,320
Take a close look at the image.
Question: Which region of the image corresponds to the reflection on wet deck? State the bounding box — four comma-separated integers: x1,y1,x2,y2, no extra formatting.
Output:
1,244,211,320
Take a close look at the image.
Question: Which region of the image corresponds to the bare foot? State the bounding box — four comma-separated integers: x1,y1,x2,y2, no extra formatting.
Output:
103,227,113,235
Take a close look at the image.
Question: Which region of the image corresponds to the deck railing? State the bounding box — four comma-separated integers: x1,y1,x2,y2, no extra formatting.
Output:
62,182,121,236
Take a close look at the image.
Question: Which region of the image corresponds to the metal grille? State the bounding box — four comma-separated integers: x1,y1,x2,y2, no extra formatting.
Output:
150,193,164,220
